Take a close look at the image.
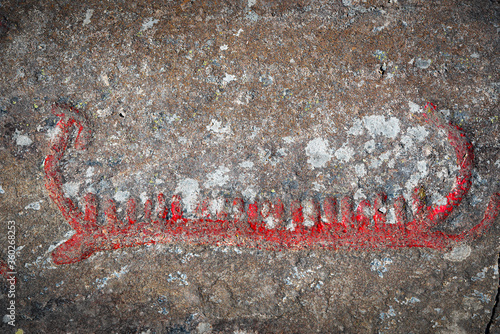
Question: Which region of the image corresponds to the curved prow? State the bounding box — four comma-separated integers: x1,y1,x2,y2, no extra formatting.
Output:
44,104,91,234
421,103,474,226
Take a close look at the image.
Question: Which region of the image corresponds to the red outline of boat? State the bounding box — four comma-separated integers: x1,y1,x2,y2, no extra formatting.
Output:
44,103,500,265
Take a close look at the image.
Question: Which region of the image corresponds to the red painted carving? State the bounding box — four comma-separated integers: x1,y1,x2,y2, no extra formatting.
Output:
44,103,500,265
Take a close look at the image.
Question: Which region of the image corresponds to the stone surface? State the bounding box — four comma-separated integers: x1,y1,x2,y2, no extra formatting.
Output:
0,0,499,333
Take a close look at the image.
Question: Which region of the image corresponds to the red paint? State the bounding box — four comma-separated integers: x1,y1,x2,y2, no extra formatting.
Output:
1,260,11,281
0,259,17,285
44,103,500,265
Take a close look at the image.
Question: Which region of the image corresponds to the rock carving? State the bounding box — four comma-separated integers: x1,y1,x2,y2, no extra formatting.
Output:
44,103,500,265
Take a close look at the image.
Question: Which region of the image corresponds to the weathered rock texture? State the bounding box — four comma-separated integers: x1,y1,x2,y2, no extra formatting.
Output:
0,0,499,333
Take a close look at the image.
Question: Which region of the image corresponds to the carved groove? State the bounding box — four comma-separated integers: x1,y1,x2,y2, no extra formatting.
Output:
44,103,500,265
